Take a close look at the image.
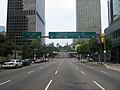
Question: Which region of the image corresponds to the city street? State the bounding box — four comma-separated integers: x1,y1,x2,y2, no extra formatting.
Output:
0,0,120,90
0,53,120,90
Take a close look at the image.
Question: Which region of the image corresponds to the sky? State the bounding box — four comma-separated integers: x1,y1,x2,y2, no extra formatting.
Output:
0,0,108,46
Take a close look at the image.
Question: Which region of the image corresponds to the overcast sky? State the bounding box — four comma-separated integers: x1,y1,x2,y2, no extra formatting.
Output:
0,0,108,46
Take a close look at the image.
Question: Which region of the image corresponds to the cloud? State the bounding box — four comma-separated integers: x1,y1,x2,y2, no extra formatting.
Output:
0,0,7,27
45,0,75,45
45,0,76,31
101,0,108,32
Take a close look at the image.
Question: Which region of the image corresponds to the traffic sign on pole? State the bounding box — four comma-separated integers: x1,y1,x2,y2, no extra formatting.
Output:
49,32,96,39
22,32,41,39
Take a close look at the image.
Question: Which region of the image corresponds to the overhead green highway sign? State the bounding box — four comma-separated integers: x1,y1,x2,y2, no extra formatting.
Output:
22,32,41,39
49,32,96,39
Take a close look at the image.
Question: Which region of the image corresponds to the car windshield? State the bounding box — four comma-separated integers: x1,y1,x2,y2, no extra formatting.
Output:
9,60,16,62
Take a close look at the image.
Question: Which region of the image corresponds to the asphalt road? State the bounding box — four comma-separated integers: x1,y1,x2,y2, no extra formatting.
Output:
0,57,120,90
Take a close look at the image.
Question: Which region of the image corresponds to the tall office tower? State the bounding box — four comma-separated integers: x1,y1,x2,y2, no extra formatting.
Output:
7,0,45,48
76,0,101,42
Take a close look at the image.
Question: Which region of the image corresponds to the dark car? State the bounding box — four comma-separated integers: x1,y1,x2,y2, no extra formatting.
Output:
20,59,31,66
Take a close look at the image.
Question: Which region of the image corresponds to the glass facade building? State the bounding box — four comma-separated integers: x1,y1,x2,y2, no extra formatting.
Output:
108,0,120,23
105,0,120,63
7,0,45,48
112,0,120,21
75,0,101,42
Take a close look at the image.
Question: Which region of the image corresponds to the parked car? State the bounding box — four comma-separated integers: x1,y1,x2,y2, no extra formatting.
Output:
34,59,43,63
20,59,31,66
3,59,23,68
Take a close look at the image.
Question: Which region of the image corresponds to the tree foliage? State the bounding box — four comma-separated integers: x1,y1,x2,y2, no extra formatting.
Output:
0,34,13,57
105,36,112,52
89,38,100,53
76,42,90,54
76,36,112,54
22,40,43,59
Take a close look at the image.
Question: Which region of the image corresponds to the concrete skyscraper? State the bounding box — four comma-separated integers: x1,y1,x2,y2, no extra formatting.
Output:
7,0,45,48
76,0,101,42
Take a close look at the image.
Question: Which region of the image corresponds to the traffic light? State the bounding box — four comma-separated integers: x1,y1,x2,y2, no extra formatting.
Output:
100,34,105,43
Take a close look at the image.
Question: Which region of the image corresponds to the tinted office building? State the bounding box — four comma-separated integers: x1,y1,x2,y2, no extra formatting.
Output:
105,0,120,63
75,0,101,43
6,0,45,48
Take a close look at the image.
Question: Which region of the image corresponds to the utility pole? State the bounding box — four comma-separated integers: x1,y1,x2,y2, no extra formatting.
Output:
101,34,106,64
14,34,16,59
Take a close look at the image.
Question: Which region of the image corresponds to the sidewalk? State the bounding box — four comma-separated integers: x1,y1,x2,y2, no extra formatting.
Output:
84,61,120,72
104,63,120,72
0,64,4,72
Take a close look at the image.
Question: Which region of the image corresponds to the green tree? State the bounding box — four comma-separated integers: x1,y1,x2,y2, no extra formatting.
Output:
22,40,43,59
76,42,90,54
0,34,13,63
105,36,112,52
88,37,112,53
0,34,13,57
89,38,100,53
45,43,57,57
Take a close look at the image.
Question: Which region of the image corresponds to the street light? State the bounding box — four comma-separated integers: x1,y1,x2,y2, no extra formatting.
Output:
101,34,106,64
90,26,106,63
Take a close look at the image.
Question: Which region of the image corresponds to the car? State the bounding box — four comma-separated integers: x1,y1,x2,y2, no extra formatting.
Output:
3,59,23,68
34,59,43,63
20,59,31,66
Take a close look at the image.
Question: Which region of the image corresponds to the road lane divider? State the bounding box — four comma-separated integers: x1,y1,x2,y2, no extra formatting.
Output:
93,81,106,90
55,71,58,75
88,66,94,69
27,71,34,74
76,67,78,70
40,67,43,69
45,80,53,90
81,71,85,75
0,80,12,86
101,71,109,75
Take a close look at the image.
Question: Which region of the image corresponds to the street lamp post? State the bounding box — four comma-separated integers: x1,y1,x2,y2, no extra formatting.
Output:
89,26,106,64
101,34,106,64
14,34,17,59
89,26,101,62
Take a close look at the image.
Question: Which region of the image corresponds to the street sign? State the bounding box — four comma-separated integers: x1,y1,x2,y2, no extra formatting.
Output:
49,32,96,39
22,32,41,39
96,34,101,44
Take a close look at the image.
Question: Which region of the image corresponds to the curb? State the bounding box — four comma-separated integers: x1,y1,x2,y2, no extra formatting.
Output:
105,65,120,72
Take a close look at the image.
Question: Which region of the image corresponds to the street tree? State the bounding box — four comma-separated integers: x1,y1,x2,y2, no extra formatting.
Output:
76,42,90,54
0,34,13,57
22,40,43,59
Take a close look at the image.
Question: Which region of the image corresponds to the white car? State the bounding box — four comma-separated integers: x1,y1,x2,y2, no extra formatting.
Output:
34,59,43,63
3,59,23,68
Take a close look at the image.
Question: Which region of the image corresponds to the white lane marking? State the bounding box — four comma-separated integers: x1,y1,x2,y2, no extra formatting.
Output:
28,71,34,74
45,80,53,90
93,81,106,90
40,67,43,69
0,80,12,86
76,67,78,70
55,71,58,75
101,71,109,75
81,71,85,75
58,67,60,69
89,66,94,69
